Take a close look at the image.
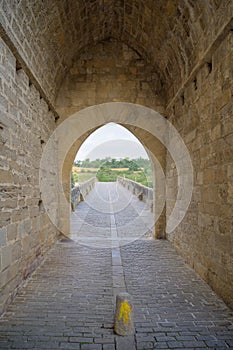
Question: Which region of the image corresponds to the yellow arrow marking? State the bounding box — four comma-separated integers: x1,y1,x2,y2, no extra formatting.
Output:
118,301,131,324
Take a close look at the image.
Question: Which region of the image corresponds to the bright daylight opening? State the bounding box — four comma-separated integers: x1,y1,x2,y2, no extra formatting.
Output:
71,122,153,188
70,123,155,248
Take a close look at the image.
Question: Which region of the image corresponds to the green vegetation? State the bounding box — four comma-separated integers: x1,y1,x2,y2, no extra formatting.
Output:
71,157,153,188
96,167,151,186
74,157,151,170
71,168,96,188
76,172,96,183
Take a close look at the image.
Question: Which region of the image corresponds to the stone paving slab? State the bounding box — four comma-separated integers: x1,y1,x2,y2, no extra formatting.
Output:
0,183,232,349
70,183,154,249
0,239,232,349
0,241,115,350
121,239,233,350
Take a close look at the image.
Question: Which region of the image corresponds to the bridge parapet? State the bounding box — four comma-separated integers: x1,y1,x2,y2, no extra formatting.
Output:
71,177,96,211
117,177,153,212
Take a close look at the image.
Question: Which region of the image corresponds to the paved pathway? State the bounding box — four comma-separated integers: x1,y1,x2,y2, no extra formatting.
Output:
70,182,154,248
0,183,232,349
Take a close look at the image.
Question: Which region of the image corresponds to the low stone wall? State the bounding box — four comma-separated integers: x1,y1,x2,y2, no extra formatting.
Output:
117,177,153,212
71,177,96,211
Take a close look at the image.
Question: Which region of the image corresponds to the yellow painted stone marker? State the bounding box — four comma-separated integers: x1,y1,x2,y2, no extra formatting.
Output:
114,293,134,336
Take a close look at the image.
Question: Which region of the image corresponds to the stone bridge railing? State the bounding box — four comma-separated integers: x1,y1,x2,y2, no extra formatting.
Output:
71,177,96,211
117,176,153,212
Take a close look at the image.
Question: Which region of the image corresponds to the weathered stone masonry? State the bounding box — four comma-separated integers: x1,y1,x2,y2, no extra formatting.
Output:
0,0,232,313
166,30,233,307
56,39,164,121
55,16,233,308
0,37,57,314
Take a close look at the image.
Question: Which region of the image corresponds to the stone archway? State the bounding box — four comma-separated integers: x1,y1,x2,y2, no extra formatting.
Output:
65,123,165,240
40,102,193,241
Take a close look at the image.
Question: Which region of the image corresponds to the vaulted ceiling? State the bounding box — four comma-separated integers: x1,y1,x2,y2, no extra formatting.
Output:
0,0,232,105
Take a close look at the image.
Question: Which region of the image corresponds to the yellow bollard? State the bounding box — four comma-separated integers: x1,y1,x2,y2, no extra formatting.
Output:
114,293,134,336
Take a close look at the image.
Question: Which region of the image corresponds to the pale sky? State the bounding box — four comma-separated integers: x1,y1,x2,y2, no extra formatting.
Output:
75,123,149,161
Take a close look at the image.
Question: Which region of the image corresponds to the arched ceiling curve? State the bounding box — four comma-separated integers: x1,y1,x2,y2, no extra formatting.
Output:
0,0,232,107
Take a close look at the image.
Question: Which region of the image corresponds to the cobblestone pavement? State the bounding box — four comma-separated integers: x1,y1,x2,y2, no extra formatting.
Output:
121,240,233,350
0,184,232,349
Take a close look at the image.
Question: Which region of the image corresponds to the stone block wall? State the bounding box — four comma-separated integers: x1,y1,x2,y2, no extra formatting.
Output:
0,37,57,314
166,31,233,308
55,38,164,121
117,176,153,211
0,0,231,313
0,0,231,109
71,177,96,210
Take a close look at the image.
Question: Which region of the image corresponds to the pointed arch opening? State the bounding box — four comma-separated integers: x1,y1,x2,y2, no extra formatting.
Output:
69,123,157,247
40,102,192,248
